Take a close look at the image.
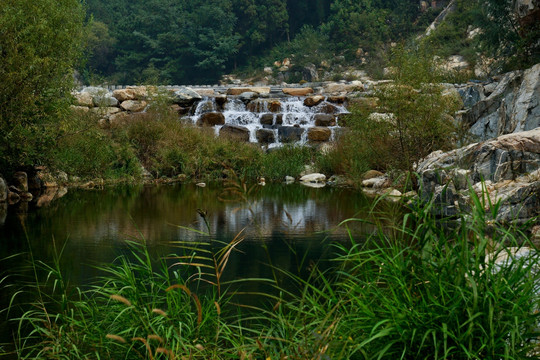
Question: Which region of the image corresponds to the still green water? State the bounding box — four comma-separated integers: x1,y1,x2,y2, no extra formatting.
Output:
0,182,374,352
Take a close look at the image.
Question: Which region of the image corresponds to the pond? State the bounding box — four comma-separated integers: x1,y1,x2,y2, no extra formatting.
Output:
0,182,382,352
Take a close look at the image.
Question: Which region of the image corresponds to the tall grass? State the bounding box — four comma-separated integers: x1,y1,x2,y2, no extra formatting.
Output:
5,191,539,359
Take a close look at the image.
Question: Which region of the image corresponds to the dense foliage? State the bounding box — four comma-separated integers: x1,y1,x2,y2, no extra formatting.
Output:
83,0,436,84
0,0,84,172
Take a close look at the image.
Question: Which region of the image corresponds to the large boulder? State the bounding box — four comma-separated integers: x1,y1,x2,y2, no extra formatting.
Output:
302,64,319,82
172,87,202,106
81,87,119,108
256,129,276,144
197,112,225,126
282,88,314,96
304,95,325,107
464,63,540,141
314,114,336,127
73,92,94,107
113,86,148,102
308,127,332,142
278,126,304,142
219,125,250,142
416,128,540,222
120,100,147,112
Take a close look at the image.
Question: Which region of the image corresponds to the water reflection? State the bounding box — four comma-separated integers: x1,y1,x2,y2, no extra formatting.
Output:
0,183,379,353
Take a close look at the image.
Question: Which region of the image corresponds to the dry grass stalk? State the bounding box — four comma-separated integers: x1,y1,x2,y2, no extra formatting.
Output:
151,308,168,317
105,334,127,343
109,294,132,307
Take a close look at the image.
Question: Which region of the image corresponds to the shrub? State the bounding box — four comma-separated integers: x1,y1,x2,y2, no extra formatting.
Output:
330,45,461,184
0,0,84,172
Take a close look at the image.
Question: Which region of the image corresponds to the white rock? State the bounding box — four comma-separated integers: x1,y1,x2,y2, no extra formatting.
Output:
299,173,326,183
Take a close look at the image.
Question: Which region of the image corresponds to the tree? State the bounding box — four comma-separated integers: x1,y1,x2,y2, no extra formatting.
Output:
474,0,540,70
0,0,85,171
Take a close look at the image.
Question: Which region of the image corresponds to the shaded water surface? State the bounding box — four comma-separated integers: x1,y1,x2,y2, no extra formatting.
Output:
0,183,374,350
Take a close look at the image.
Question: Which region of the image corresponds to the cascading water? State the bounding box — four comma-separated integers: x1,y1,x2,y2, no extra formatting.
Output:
190,96,348,147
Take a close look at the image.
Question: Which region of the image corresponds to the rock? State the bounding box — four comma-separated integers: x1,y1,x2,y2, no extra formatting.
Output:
440,55,470,72
304,95,325,107
282,88,314,96
86,87,119,107
70,105,90,112
12,172,28,192
285,176,295,184
247,99,282,113
458,85,484,109
327,175,348,186
73,92,94,107
278,126,304,142
256,129,276,144
215,95,228,108
300,173,326,183
324,82,364,94
363,170,385,180
226,87,271,95
36,187,58,207
260,113,275,125
314,114,336,127
264,67,273,74
8,191,20,204
385,188,403,202
196,182,206,187
112,86,147,102
302,64,318,82
239,92,259,102
416,128,540,222
120,100,147,112
197,112,225,126
362,176,390,189
308,127,332,142
91,106,121,117
327,96,347,104
219,125,250,142
192,88,215,96
319,103,339,114
465,63,540,141
0,176,7,202
172,87,203,106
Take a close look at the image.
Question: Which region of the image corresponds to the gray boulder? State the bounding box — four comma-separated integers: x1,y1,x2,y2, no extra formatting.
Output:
464,63,540,141
416,128,540,223
172,87,202,106
278,126,304,142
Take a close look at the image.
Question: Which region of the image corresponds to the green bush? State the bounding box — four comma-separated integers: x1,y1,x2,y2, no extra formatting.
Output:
51,111,140,179
261,145,316,181
328,45,461,184
0,0,84,172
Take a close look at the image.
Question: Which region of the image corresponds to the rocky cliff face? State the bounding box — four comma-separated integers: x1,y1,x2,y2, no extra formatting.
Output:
460,63,539,141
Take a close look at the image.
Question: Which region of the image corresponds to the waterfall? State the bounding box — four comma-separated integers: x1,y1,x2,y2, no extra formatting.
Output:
190,96,348,147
